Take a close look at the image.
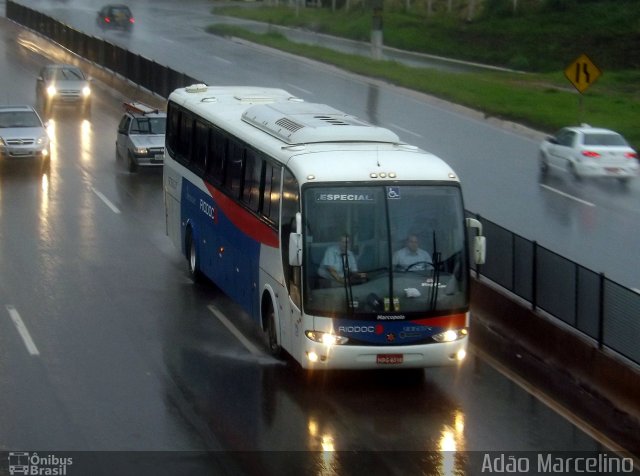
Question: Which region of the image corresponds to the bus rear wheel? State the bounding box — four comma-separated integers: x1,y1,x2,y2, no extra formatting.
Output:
186,230,202,282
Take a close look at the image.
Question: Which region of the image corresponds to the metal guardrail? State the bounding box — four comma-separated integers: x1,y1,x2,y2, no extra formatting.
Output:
6,1,203,98
7,0,639,367
469,212,639,366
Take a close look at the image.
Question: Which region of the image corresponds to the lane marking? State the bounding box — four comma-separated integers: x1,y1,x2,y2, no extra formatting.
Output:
91,187,121,214
388,123,422,138
539,184,595,207
474,347,639,467
208,304,263,356
213,55,232,65
286,83,313,95
6,305,40,356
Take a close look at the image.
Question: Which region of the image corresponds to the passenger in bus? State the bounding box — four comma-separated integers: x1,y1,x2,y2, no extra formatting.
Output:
393,234,432,271
317,234,367,286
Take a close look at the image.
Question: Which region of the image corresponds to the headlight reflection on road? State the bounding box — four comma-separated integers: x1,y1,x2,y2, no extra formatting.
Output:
80,120,92,162
438,410,466,475
308,417,337,474
46,120,56,163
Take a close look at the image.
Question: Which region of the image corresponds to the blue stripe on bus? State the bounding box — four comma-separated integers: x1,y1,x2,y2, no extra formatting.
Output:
181,178,262,320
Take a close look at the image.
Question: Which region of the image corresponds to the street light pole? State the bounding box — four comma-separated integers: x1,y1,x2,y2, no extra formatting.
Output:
371,0,383,60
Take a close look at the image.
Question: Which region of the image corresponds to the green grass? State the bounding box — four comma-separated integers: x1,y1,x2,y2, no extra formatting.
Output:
207,23,640,148
213,2,640,72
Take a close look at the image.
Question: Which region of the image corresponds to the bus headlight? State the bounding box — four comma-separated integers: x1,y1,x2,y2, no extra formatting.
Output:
433,328,467,343
305,330,349,346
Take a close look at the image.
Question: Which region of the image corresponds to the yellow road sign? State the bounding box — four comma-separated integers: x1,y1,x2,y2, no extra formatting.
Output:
564,54,602,94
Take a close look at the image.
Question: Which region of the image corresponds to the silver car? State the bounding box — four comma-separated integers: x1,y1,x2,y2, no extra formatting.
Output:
0,105,50,165
36,64,92,116
116,102,166,172
539,125,638,183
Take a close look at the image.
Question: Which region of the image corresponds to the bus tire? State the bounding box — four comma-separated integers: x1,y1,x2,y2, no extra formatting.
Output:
266,304,282,357
186,228,202,283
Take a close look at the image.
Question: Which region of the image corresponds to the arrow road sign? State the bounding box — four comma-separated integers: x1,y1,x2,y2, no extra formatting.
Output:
564,54,602,94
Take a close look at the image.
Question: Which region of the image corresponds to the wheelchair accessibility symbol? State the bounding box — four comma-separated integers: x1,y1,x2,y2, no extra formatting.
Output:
387,187,401,199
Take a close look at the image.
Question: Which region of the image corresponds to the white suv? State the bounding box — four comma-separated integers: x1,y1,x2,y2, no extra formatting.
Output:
539,125,638,183
0,105,50,166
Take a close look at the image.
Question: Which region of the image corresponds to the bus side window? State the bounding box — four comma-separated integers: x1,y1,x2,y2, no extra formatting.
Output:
281,168,300,307
166,102,179,157
206,128,227,185
243,149,263,213
177,111,194,166
225,140,245,199
192,120,209,175
263,162,282,227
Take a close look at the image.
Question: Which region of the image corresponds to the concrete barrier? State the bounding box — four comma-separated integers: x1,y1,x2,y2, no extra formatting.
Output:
470,277,640,456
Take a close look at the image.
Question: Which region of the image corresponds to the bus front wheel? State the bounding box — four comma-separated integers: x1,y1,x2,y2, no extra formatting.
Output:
266,305,282,357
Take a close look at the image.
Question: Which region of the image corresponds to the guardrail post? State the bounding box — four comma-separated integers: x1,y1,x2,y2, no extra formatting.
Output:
597,272,605,350
531,241,537,311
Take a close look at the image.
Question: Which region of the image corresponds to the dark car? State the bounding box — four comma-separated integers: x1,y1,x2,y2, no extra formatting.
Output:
36,64,92,117
96,4,135,30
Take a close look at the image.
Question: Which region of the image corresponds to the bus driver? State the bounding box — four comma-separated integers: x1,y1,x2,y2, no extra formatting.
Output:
318,234,366,285
393,234,432,271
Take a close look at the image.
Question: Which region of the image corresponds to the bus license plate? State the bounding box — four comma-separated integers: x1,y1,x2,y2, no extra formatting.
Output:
377,354,403,364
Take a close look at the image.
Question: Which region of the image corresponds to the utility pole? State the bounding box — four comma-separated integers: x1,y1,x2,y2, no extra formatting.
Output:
371,0,383,60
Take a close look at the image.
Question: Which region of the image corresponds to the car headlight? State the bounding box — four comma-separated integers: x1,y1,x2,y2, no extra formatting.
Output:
305,330,349,346
134,147,148,155
82,86,91,97
46,85,57,97
36,136,48,145
432,328,468,343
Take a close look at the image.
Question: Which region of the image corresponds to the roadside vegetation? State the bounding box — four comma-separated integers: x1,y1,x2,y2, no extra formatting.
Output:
206,0,640,147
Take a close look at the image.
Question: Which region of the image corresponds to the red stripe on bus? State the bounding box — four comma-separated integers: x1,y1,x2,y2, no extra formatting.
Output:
205,183,279,248
412,313,467,328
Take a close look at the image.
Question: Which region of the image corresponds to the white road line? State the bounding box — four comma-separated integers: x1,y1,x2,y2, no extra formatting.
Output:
539,184,596,207
388,123,422,138
207,304,263,356
6,305,40,356
286,83,313,95
91,187,121,214
213,55,232,65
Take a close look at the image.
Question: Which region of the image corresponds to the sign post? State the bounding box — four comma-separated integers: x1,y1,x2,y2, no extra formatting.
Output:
564,54,602,122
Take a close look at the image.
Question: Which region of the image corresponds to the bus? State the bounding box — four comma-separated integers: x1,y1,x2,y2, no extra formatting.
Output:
163,85,486,370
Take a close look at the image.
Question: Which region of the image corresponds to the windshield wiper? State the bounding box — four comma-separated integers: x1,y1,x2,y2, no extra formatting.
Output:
340,235,358,315
429,231,441,310
341,250,355,315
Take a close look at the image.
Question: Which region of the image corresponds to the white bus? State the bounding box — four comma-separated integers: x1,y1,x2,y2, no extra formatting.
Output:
163,85,485,370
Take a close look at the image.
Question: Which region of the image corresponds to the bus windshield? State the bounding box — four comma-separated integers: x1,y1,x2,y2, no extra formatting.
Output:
303,185,468,318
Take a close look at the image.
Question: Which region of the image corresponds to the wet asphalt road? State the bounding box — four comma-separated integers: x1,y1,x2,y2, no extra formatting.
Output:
0,2,638,475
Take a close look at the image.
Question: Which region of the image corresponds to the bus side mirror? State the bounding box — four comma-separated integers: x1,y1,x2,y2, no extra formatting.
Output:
473,236,486,265
465,218,486,265
289,233,303,267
